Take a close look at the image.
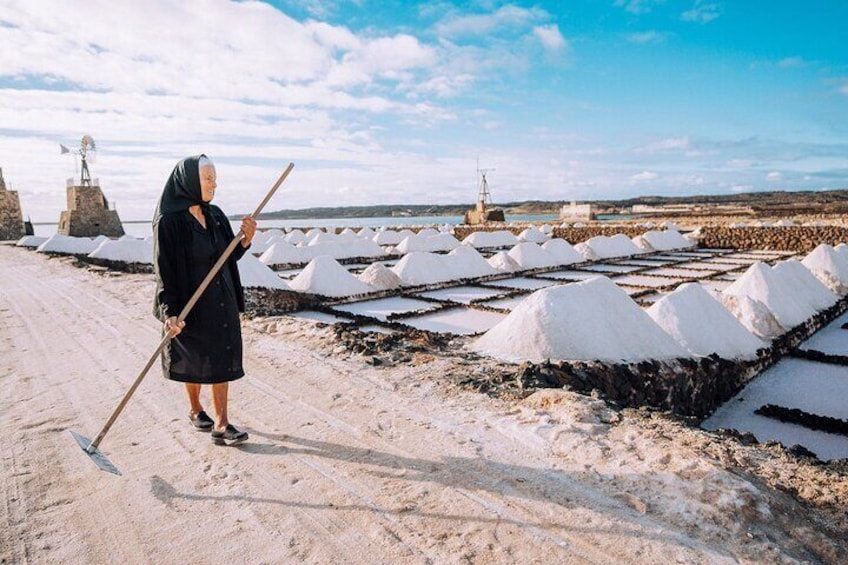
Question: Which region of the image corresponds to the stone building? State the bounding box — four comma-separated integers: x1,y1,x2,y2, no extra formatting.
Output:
0,168,26,241
559,201,596,222
58,180,125,237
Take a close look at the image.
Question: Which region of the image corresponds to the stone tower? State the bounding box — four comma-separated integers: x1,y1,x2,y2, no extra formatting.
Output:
58,181,125,237
0,168,26,241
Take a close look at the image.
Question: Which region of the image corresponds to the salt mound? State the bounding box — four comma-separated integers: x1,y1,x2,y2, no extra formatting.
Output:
835,243,848,263
309,232,338,245
391,252,456,286
641,229,694,251
339,228,357,238
284,229,306,244
473,277,688,363
88,239,154,264
16,236,47,248
647,283,765,359
661,221,680,230
462,230,519,248
775,219,795,227
540,224,553,234
802,244,848,295
574,242,599,261
507,242,559,269
447,245,497,278
488,251,520,272
259,241,305,266
417,227,439,238
305,228,323,240
518,226,549,243
719,294,785,340
541,239,582,265
118,234,137,241
723,262,816,329
357,227,375,239
583,234,642,259
302,239,387,261
288,256,374,297
357,263,402,290
373,230,404,245
395,233,459,254
249,232,282,254
36,235,99,255
238,254,290,290
631,236,655,252
559,222,570,228
772,259,838,310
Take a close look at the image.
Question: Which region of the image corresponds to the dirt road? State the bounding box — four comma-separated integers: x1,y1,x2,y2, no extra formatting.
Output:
0,244,843,564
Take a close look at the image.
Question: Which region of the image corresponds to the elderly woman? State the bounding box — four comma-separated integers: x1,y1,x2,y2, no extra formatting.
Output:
153,155,256,445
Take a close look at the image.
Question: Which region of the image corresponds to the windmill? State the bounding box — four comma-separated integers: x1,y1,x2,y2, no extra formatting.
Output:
60,134,97,187
463,159,505,224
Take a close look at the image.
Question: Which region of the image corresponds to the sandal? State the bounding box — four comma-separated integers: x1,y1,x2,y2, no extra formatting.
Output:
189,410,214,431
211,424,248,446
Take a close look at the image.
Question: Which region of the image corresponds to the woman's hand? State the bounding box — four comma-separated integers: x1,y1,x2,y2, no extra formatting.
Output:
164,316,185,336
240,216,257,247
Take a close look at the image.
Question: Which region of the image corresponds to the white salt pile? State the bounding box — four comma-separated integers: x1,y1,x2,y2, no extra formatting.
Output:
559,222,570,228
88,239,154,264
259,241,306,266
473,277,688,363
540,224,553,234
36,235,99,255
775,219,795,227
647,283,765,359
631,236,655,252
507,242,559,269
802,244,848,295
310,231,338,245
391,252,456,286
304,239,387,261
357,227,376,239
447,245,497,278
583,234,643,259
417,227,439,238
772,259,838,310
288,256,375,297
462,230,519,248
238,254,290,290
640,229,694,251
395,233,460,254
118,234,137,241
574,242,599,261
249,231,282,254
661,221,681,230
834,243,848,262
15,236,47,248
357,263,402,290
518,226,549,243
487,251,521,272
305,228,324,241
719,294,785,340
723,262,817,329
541,238,583,265
284,229,306,244
373,230,404,245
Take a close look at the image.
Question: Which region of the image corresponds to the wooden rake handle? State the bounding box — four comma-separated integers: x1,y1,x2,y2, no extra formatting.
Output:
86,162,295,452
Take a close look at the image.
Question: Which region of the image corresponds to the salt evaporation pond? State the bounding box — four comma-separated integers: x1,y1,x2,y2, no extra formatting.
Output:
416,286,507,304
481,295,527,311
538,270,606,281
400,307,506,335
796,310,848,354
579,264,642,274
703,358,848,461
647,283,764,359
473,277,688,363
481,277,559,290
332,296,440,321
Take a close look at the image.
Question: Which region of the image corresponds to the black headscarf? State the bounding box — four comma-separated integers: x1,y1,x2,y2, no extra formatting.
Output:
153,154,208,223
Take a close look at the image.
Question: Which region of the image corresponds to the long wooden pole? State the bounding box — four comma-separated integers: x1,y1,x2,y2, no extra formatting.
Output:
84,162,294,453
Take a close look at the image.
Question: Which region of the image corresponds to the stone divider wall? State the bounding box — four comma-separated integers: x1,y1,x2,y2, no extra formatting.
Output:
697,226,848,252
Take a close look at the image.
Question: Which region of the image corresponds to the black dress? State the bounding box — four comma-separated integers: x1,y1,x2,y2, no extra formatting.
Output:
154,206,248,384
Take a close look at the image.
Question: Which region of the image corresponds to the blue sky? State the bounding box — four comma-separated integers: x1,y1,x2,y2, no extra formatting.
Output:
0,0,846,221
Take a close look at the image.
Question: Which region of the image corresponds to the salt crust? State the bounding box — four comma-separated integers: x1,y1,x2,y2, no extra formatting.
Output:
473,276,688,363
647,283,765,359
288,256,375,297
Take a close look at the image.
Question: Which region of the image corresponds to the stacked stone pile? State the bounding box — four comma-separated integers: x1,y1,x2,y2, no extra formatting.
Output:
698,226,848,252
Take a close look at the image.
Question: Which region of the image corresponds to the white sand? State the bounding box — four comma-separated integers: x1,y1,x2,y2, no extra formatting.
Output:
473,277,688,362
288,256,375,297
0,245,843,563
647,283,765,359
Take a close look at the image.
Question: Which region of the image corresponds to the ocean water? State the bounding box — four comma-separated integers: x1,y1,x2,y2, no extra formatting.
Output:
31,214,562,238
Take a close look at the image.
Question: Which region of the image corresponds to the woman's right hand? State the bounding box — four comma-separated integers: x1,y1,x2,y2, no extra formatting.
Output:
164,316,185,336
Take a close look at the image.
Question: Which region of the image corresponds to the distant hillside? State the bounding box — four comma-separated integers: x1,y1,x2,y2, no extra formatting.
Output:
246,188,848,220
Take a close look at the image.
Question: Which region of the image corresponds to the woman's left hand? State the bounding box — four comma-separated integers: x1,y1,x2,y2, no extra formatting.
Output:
240,216,257,247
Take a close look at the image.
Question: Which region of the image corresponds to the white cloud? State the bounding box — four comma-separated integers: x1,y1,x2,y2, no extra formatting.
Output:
614,0,664,15
533,24,568,51
631,170,658,181
625,31,670,44
637,137,691,153
730,184,753,193
681,1,721,24
727,159,755,167
434,4,547,38
766,171,782,181
778,56,804,69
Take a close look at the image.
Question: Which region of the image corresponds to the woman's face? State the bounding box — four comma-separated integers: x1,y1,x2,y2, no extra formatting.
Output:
199,165,217,202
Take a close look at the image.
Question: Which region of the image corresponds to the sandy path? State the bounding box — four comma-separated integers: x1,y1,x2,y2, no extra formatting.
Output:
0,245,843,564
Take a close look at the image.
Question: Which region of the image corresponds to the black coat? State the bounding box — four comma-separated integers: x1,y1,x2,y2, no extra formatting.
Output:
152,156,249,383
